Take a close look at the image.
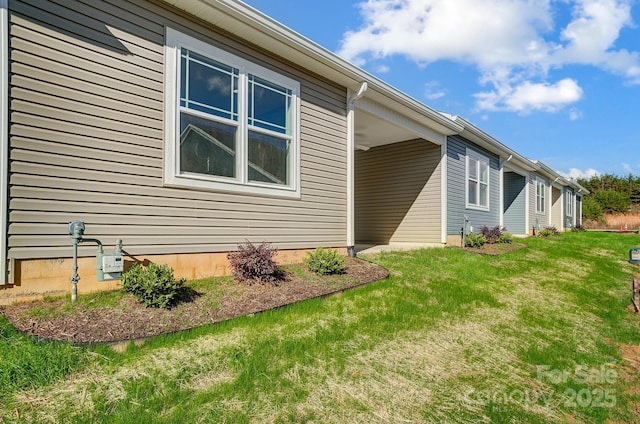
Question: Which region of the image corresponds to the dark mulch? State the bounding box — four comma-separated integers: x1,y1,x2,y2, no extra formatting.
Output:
0,257,388,344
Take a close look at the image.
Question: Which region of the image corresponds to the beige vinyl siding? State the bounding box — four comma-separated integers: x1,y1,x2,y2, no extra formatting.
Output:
551,186,562,229
8,0,348,260
355,139,442,244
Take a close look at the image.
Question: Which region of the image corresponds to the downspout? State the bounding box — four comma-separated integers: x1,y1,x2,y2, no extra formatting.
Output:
346,81,368,257
0,0,8,285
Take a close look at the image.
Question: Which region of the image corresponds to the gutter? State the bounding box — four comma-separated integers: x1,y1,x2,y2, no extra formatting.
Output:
0,0,7,285
443,114,536,171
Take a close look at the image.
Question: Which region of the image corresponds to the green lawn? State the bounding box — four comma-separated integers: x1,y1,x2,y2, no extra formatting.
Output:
1,232,639,423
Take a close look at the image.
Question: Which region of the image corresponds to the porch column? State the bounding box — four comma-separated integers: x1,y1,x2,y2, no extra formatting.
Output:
346,82,367,257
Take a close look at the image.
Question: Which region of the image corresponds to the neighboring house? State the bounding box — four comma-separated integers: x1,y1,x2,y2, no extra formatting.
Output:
529,161,588,233
441,116,537,245
0,0,589,303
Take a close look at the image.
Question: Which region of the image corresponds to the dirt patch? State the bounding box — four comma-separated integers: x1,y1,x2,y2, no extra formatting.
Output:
457,242,527,255
0,258,388,344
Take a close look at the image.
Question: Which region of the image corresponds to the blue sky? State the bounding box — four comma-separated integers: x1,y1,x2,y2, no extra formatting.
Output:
244,0,640,179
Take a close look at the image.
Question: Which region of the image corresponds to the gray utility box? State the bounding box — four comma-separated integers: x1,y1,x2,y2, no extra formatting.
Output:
630,248,640,265
97,252,124,281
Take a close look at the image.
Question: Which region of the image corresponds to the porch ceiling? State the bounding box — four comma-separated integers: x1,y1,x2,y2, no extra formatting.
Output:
354,109,420,150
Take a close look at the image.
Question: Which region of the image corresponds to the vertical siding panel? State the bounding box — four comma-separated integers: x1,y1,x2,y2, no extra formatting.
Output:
355,139,441,244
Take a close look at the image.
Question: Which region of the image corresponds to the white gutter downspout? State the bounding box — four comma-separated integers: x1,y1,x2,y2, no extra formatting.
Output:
0,0,8,285
346,82,367,257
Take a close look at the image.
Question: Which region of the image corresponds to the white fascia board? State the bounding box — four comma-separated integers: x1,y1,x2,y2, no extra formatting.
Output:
0,0,7,285
158,0,463,135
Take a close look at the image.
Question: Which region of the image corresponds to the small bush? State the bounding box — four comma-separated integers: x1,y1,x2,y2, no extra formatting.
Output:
479,225,506,244
227,241,280,285
571,224,586,232
305,247,346,275
497,232,514,244
465,232,486,248
538,226,560,238
121,263,186,308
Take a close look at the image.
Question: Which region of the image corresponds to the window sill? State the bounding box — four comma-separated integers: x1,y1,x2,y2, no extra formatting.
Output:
466,204,490,212
164,174,301,199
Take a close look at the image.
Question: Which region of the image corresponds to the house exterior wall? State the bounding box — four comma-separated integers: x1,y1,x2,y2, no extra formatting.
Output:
355,139,442,245
528,172,550,232
5,0,348,291
503,171,527,235
446,135,500,237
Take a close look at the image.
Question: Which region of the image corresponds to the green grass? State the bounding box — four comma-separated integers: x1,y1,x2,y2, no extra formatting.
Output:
0,231,639,423
0,316,88,398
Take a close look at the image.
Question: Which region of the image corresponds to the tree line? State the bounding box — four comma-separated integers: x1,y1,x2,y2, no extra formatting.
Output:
577,174,640,221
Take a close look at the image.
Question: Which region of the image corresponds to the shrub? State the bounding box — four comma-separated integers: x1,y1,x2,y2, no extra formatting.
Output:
582,196,604,222
227,241,280,285
121,263,186,308
305,247,346,275
497,232,514,244
465,232,486,248
571,224,586,232
479,225,506,244
538,226,560,238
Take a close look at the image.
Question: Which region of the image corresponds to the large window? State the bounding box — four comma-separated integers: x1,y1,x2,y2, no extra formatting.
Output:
466,149,489,209
165,28,300,197
536,178,546,213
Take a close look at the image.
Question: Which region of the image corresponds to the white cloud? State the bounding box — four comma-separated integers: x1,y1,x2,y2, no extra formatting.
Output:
557,167,601,179
569,108,583,120
424,81,446,100
623,163,633,173
475,78,584,113
338,0,639,113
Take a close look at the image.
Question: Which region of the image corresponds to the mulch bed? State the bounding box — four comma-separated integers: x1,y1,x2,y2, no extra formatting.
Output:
0,257,388,344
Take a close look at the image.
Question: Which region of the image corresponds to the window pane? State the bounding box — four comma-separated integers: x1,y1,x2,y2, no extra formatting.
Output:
181,50,238,120
468,180,477,204
480,183,488,206
248,75,291,134
248,131,289,185
468,158,478,180
180,113,236,178
479,161,489,183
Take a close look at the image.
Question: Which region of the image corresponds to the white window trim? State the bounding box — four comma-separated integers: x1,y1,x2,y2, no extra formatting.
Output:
0,0,8,285
164,27,301,198
535,177,546,214
465,148,490,211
